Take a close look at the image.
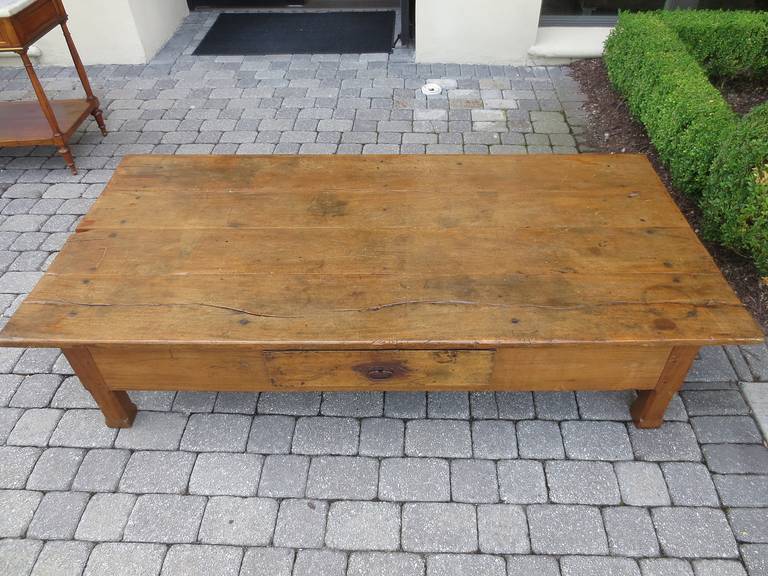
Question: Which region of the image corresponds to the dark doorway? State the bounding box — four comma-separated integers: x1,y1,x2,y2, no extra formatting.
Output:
194,11,397,54
189,1,305,8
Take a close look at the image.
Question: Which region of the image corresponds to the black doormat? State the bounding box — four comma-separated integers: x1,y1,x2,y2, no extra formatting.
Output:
194,11,396,55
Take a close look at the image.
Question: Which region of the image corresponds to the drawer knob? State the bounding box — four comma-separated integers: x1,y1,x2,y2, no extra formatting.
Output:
367,367,394,380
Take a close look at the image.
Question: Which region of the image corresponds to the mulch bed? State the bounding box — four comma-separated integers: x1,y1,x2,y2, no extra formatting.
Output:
569,58,767,333
718,76,768,116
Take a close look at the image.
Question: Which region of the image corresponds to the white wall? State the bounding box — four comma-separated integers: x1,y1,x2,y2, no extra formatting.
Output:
128,0,190,62
529,27,611,61
416,0,543,65
3,0,188,66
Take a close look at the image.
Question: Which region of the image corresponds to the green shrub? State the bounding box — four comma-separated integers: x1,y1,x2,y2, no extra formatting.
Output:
604,12,736,196
658,10,768,78
703,102,768,274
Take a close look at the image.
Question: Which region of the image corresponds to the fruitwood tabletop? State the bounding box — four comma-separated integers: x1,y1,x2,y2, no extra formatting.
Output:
0,154,761,428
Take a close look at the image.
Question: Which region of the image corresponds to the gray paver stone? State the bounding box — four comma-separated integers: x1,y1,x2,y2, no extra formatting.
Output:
402,503,477,553
359,417,404,457
562,421,633,460
26,447,84,490
662,462,719,506
160,544,242,576
405,419,471,457
188,452,263,496
450,459,499,503
729,508,768,543
75,493,136,541
379,457,450,502
0,489,42,537
72,449,130,492
273,498,328,548
119,451,195,494
426,554,505,576
0,539,42,576
123,494,206,544
347,552,425,576
517,420,564,459
471,420,517,459
240,548,294,576
293,550,347,576
179,413,251,452
604,506,660,556
307,455,378,500
560,556,640,576
292,416,359,455
27,490,89,540
506,556,560,576
528,504,608,555
653,507,738,558
629,422,701,461
198,496,278,546
692,560,748,576
326,501,401,550
30,540,93,576
247,415,295,453
258,454,309,497
614,461,670,506
477,504,529,553
498,459,547,503
546,460,621,505
114,412,187,450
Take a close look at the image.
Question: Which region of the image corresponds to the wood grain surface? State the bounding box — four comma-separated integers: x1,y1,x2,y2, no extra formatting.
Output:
0,154,761,349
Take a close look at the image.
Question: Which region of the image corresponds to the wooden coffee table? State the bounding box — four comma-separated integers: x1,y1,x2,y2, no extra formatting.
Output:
0,155,761,428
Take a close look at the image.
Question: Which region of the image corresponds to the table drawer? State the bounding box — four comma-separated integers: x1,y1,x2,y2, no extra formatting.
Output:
9,0,65,47
264,350,496,391
0,22,12,49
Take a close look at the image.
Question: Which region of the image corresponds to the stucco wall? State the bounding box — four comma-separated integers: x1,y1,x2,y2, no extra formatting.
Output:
3,0,188,66
416,0,544,65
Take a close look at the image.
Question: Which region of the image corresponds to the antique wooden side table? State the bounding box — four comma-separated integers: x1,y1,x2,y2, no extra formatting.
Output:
0,0,106,174
0,155,761,429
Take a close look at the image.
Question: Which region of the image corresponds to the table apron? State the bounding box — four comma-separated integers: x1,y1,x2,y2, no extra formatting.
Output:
80,344,673,393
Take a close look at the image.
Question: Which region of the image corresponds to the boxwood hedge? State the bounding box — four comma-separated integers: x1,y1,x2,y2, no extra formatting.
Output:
603,13,736,197
658,10,768,78
603,10,768,274
703,103,768,273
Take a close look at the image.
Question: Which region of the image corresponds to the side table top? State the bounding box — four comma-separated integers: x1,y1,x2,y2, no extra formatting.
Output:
0,154,762,349
0,0,37,18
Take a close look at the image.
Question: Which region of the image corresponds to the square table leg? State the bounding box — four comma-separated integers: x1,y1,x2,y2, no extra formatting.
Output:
63,347,137,428
631,345,699,428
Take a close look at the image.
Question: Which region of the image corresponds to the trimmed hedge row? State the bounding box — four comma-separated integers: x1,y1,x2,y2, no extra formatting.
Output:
603,10,768,274
603,12,736,197
703,102,768,273
658,10,768,78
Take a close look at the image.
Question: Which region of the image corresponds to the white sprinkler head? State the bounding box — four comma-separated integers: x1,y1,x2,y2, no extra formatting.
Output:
421,83,443,96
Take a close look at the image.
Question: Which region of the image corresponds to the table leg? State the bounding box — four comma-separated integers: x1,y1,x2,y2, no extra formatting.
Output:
19,50,78,174
61,21,107,136
631,346,699,428
63,347,137,428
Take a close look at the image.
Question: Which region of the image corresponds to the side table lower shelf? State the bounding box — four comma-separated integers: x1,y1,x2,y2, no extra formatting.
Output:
0,98,98,161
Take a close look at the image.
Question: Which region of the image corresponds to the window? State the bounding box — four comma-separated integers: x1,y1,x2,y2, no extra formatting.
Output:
540,0,768,26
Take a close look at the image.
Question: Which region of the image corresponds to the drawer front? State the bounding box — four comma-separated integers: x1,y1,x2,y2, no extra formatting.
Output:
0,20,17,49
264,350,495,391
11,0,64,47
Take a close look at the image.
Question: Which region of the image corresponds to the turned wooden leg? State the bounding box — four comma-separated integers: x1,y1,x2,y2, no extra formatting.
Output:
63,347,137,428
60,21,107,137
57,144,77,175
92,105,108,136
631,346,699,429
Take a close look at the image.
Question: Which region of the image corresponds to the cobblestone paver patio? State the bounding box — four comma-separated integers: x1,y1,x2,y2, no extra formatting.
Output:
1,10,767,576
